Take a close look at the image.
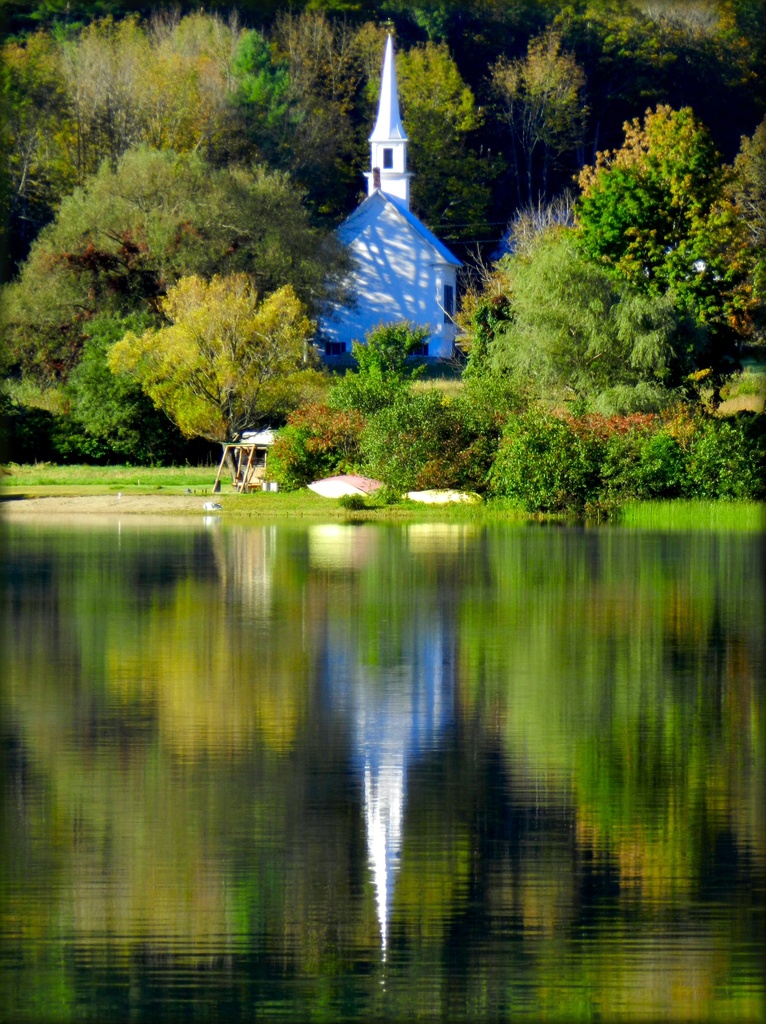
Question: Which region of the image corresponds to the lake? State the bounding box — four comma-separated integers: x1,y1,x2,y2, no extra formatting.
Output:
1,516,763,1022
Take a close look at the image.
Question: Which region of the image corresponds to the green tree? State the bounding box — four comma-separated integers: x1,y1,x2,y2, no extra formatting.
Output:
67,313,189,463
491,30,587,205
553,1,762,170
1,147,344,381
108,274,322,442
232,28,294,165
396,41,498,242
270,12,369,220
729,116,766,337
1,30,73,266
577,105,754,385
329,321,427,416
488,229,679,407
0,11,261,270
56,13,245,177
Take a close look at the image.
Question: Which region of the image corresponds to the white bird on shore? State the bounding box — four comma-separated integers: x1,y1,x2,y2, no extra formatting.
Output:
203,501,222,511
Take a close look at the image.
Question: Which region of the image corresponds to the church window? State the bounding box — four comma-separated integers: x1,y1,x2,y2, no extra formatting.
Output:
383,148,394,169
325,341,346,356
443,284,454,323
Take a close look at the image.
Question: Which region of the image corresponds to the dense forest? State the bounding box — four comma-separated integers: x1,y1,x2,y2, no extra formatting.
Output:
0,0,764,506
2,0,764,263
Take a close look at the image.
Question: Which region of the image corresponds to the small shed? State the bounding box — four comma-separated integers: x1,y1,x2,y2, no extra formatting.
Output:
212,429,275,493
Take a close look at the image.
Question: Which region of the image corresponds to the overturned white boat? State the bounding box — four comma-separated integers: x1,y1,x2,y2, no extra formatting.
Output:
405,489,481,504
308,474,383,499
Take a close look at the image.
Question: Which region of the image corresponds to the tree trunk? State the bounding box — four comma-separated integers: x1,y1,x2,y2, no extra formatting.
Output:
224,447,238,485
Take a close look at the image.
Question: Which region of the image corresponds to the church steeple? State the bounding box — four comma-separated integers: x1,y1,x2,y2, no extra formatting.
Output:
365,34,412,208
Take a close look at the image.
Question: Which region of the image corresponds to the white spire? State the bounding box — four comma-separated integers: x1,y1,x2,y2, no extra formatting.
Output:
365,34,412,207
370,34,407,143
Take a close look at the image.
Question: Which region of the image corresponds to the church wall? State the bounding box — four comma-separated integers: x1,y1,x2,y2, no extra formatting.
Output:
320,202,457,359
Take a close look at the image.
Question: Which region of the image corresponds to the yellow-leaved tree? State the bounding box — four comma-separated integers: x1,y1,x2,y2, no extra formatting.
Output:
108,274,322,442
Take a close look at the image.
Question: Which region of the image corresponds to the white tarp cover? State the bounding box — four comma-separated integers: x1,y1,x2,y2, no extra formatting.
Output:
405,489,480,504
308,474,383,498
239,429,275,445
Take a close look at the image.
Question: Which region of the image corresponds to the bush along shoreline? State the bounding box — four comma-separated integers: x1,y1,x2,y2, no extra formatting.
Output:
266,394,764,520
4,320,764,522
488,407,765,517
258,328,764,518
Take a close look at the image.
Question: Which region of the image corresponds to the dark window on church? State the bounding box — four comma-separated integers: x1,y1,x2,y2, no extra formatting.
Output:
325,341,346,356
383,148,394,169
443,284,454,323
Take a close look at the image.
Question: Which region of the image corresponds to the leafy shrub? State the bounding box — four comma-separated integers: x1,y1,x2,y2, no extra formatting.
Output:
686,414,766,499
455,371,523,432
361,390,452,492
338,493,368,511
590,382,676,415
489,408,603,512
329,322,427,415
462,295,513,377
488,405,765,512
0,395,57,463
360,387,501,493
599,422,687,500
0,392,113,464
268,403,365,489
0,392,210,466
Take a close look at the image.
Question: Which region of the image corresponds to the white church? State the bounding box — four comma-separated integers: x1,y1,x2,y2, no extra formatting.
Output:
319,35,461,360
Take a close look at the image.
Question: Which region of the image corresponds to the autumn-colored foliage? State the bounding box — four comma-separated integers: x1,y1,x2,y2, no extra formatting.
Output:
109,274,320,442
490,404,765,512
577,105,756,361
268,403,366,489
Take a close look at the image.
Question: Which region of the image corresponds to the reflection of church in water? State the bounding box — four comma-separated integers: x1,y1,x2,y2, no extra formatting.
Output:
208,519,462,955
312,525,458,955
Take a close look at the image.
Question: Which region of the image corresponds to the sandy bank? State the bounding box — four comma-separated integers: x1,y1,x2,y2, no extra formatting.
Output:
2,493,211,517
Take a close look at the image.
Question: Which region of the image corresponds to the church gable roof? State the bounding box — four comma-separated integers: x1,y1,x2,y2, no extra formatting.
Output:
338,190,461,268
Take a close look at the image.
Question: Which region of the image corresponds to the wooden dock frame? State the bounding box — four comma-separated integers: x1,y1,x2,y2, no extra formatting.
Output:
211,441,269,494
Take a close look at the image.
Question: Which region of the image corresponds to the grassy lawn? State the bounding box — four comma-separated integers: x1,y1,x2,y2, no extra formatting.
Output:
716,361,766,415
0,463,502,520
2,463,218,491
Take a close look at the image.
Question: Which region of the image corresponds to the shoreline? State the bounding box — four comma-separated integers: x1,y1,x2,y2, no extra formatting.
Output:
0,490,497,521
1,493,219,517
2,490,764,531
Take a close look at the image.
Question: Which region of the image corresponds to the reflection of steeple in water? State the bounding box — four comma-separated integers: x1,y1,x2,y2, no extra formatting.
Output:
320,580,456,955
364,763,403,956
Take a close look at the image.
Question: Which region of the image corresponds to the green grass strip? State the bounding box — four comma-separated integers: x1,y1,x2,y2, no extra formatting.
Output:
619,499,765,531
2,463,216,488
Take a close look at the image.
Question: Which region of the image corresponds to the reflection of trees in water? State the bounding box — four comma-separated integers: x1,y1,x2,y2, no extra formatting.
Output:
0,522,763,1019
460,528,764,878
208,522,278,614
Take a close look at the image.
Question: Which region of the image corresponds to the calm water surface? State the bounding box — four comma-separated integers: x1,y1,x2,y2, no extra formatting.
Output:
1,517,763,1022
